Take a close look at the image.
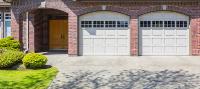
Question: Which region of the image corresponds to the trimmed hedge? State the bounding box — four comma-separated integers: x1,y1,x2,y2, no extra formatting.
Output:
0,36,21,50
0,50,25,68
22,53,48,69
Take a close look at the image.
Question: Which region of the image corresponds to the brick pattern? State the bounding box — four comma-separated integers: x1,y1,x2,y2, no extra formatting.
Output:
11,0,200,56
191,17,200,55
130,18,138,56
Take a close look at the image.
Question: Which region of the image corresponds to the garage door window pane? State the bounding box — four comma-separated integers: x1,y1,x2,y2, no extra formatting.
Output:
140,21,144,27
93,21,104,28
164,21,175,27
117,21,128,27
144,21,147,27
105,21,116,27
152,21,163,27
160,21,163,27
184,21,187,27
144,21,151,27
81,21,92,28
176,21,188,28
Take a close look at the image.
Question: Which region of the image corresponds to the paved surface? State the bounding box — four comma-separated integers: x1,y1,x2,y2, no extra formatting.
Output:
45,53,200,89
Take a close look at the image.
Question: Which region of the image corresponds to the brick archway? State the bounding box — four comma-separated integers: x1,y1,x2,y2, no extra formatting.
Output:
136,5,192,17
77,6,132,16
15,8,78,55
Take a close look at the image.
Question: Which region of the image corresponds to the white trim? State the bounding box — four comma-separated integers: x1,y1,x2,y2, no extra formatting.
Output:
4,12,11,37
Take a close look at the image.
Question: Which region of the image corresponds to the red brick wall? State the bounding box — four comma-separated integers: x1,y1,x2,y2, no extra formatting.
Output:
11,0,200,56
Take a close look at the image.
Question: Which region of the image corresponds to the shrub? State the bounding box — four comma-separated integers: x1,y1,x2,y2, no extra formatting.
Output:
22,53,48,69
0,50,25,68
0,36,21,51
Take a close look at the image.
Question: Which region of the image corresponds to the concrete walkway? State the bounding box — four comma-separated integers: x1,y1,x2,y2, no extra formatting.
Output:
46,53,200,89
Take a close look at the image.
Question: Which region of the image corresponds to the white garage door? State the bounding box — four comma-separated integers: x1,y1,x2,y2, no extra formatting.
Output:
139,11,189,56
79,11,130,56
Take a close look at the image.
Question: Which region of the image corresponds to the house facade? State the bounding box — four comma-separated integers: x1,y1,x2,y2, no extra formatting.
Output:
0,0,10,38
5,0,200,56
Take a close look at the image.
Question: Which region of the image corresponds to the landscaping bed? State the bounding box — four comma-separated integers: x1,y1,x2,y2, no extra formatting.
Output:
0,37,58,89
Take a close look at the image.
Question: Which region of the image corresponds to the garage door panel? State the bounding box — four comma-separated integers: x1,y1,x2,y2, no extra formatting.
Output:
106,29,116,36
117,46,129,55
142,30,152,36
165,47,176,55
118,39,128,46
153,38,164,46
94,39,105,46
177,38,187,46
142,47,152,55
165,30,176,36
81,39,93,46
117,29,129,36
83,29,94,36
177,47,188,55
176,30,188,36
106,46,116,55
94,39,105,55
96,29,105,36
142,38,152,46
153,30,163,36
106,39,116,46
153,47,164,55
165,38,176,46
80,46,93,55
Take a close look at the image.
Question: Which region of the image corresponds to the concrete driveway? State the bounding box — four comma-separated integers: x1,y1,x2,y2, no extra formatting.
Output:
46,53,200,89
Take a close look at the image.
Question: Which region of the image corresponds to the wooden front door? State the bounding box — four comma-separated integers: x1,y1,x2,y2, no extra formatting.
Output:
49,20,68,50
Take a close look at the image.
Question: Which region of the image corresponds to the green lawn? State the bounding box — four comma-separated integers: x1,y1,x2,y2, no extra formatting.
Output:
0,67,58,89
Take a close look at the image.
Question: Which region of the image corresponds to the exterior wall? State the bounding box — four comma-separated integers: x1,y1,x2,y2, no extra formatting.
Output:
10,0,200,56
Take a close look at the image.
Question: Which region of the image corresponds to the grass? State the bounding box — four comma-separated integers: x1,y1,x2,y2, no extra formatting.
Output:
0,67,58,89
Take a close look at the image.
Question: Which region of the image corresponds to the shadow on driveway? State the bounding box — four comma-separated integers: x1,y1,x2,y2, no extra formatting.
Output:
49,69,200,89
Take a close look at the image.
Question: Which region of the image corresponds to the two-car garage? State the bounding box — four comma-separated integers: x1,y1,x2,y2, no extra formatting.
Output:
79,11,189,56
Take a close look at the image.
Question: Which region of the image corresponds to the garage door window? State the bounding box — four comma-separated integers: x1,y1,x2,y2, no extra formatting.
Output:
105,21,116,27
152,21,163,27
140,21,151,27
164,21,175,27
81,21,131,28
81,21,92,28
140,21,187,28
93,21,104,27
117,21,128,27
176,21,187,27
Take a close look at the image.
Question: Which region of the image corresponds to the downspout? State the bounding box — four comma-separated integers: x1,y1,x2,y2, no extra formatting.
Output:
24,12,29,53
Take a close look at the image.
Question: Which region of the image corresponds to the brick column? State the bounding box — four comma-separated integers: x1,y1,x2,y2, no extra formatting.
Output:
191,16,200,55
28,13,35,52
11,8,21,41
68,14,78,56
130,17,138,56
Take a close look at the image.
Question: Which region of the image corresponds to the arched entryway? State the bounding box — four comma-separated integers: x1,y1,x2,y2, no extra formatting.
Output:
26,9,69,53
